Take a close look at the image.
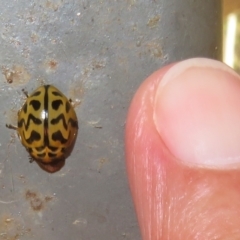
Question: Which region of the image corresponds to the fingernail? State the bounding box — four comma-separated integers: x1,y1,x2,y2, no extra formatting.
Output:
154,58,240,168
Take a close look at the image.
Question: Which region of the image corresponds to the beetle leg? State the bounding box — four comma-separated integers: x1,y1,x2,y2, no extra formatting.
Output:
69,98,81,108
22,89,29,97
69,98,75,107
6,124,17,130
29,156,34,163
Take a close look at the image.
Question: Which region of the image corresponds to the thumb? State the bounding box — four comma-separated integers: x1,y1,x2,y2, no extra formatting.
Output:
125,58,240,240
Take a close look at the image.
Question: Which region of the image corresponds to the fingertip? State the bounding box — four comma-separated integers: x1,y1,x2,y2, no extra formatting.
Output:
154,58,240,168
125,58,240,239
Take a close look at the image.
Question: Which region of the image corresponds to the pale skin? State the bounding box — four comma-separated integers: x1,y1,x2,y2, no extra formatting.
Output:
125,58,240,239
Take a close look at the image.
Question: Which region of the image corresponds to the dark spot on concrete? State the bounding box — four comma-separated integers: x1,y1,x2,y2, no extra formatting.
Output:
48,60,58,70
25,190,54,212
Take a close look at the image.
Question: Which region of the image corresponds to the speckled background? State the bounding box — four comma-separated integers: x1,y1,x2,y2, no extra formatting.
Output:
0,0,221,239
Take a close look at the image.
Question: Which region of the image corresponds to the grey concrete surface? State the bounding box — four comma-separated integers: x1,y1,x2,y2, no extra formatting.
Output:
0,0,221,239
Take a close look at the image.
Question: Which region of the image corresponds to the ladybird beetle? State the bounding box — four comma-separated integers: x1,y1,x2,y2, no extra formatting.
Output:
6,85,78,173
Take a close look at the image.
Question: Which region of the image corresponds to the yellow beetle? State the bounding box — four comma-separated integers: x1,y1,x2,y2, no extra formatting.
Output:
6,85,78,173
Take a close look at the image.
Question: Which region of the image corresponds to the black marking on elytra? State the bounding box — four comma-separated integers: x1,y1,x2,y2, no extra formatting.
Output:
43,85,50,146
48,146,58,151
52,99,63,110
32,91,41,97
52,91,63,97
37,152,46,158
31,114,42,125
52,130,68,144
30,100,41,111
61,148,65,153
69,118,78,129
65,101,71,113
51,114,68,130
18,114,42,130
48,152,57,158
35,146,45,152
26,130,41,144
22,103,27,113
